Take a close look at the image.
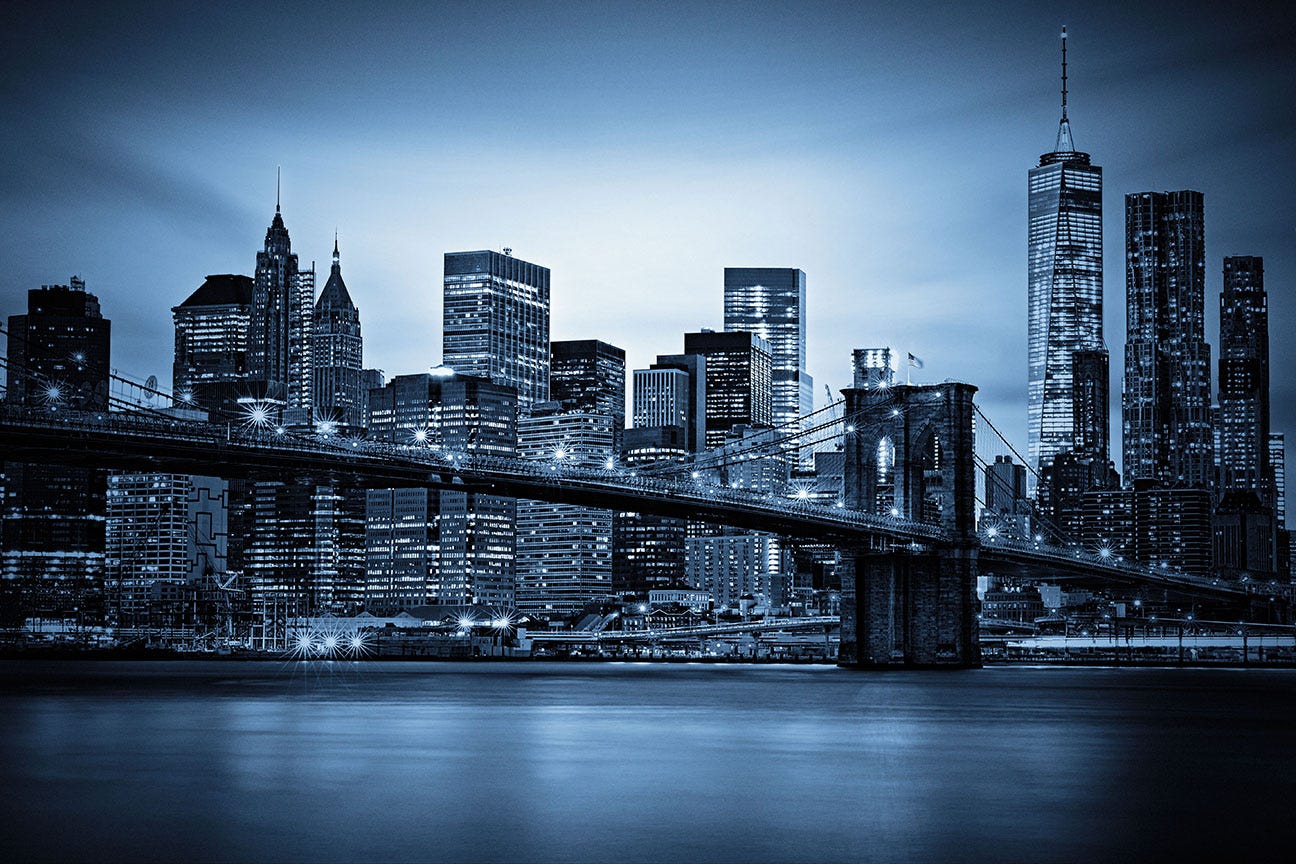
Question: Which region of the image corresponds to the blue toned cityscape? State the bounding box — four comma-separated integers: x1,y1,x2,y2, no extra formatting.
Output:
2,2,1295,862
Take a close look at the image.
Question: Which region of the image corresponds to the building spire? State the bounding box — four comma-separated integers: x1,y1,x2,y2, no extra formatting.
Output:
1061,25,1069,122
332,231,340,267
276,166,281,213
1053,26,1076,154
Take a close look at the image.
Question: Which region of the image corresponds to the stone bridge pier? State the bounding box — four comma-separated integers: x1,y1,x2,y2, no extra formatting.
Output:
838,382,981,668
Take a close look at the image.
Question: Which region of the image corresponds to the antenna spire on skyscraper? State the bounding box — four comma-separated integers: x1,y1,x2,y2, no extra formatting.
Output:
276,166,281,213
1061,25,1069,122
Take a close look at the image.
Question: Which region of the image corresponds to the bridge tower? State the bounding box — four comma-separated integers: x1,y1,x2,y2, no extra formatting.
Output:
839,382,981,668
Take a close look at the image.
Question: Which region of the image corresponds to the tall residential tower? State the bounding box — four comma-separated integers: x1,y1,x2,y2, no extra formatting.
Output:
1122,191,1212,488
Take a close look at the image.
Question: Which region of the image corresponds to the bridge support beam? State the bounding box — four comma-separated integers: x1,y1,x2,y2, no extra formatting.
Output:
839,543,980,668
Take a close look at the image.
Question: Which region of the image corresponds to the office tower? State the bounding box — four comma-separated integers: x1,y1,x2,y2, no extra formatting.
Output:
643,353,706,453
984,456,1031,539
1123,191,1211,487
724,268,813,467
1271,434,1291,580
1271,434,1286,529
852,348,896,389
364,487,438,612
1080,486,1213,576
366,371,517,607
516,407,615,618
443,249,550,411
1027,29,1103,483
612,426,690,597
248,189,315,413
171,274,253,417
246,475,366,616
312,236,364,429
683,330,771,450
2,278,110,617
1071,348,1110,462
550,340,625,448
714,425,789,494
359,368,384,430
106,473,228,627
1218,256,1270,497
633,367,691,431
685,533,791,609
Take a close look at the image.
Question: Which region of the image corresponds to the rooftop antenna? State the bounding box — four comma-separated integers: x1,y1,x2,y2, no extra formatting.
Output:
1060,25,1069,122
276,166,281,213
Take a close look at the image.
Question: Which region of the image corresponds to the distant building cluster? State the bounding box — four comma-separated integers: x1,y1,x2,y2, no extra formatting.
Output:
1007,30,1290,606
0,32,1291,638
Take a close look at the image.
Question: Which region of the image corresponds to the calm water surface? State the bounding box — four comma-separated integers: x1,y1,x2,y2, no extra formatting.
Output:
1,661,1294,862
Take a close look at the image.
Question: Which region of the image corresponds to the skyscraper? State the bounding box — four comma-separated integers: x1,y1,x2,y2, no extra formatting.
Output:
1122,190,1212,488
248,188,314,414
106,473,228,627
443,249,550,411
365,371,518,607
1218,256,1270,497
312,236,364,429
644,353,706,453
549,340,625,447
172,274,253,417
724,268,813,466
1027,28,1103,483
516,407,615,618
683,330,772,450
2,278,110,616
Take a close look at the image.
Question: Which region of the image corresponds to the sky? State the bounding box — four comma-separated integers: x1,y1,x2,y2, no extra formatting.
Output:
2,0,1293,473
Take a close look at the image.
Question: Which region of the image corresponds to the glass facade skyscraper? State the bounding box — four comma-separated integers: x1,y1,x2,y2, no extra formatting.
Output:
443,250,550,411
549,339,625,447
683,330,772,450
249,196,314,413
723,268,812,466
1026,31,1103,484
1122,190,1212,488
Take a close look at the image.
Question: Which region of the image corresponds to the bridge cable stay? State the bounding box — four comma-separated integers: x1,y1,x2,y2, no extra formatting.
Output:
0,323,335,435
639,389,904,480
632,396,851,476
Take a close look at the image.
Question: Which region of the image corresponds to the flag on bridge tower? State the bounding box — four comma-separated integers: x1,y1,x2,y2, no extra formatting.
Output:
906,352,924,385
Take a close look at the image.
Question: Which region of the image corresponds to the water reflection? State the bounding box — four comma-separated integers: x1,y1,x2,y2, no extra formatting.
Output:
1,662,1294,862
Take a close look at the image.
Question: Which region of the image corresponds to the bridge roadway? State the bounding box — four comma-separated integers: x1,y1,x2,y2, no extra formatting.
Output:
0,406,1284,603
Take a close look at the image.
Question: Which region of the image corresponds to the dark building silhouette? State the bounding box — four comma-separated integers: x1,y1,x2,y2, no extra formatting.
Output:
1122,190,1212,489
1218,256,1270,498
172,274,253,417
612,426,690,597
312,236,364,429
1080,484,1213,576
2,277,111,617
683,330,771,450
550,339,625,448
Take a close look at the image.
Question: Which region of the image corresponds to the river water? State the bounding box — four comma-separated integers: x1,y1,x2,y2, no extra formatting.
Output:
1,661,1294,862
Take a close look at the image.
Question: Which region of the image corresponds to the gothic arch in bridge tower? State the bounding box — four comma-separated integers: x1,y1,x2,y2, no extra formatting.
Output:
839,381,980,668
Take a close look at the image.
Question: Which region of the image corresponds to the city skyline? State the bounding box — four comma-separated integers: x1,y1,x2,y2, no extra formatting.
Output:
2,2,1292,475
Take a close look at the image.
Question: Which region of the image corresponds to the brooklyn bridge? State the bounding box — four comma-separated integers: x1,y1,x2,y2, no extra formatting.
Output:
2,369,1287,668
